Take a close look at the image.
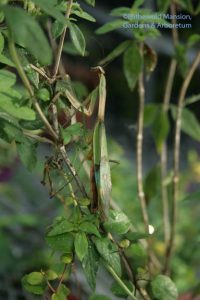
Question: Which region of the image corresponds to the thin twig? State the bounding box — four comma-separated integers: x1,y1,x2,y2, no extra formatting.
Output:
59,145,88,198
137,43,149,233
161,1,178,252
9,39,58,141
164,52,200,274
53,0,73,78
23,130,54,144
56,264,67,292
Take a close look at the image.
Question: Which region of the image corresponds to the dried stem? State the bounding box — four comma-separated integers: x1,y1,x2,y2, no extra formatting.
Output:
52,0,73,78
137,43,149,233
161,1,178,251
164,52,200,274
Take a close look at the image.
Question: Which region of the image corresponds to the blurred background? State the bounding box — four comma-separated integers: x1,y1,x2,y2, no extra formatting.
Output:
0,0,200,299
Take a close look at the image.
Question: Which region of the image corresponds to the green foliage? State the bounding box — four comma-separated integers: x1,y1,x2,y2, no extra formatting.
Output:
103,210,131,235
123,42,142,91
3,5,52,65
69,22,86,56
150,275,178,300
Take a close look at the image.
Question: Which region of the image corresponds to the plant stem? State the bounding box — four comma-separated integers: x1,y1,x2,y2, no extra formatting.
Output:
161,1,178,252
137,43,149,234
59,145,88,198
9,39,58,141
164,51,200,274
105,264,138,300
53,0,73,78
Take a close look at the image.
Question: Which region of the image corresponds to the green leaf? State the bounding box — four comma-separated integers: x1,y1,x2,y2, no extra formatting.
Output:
96,19,125,34
152,110,169,153
93,237,121,276
157,0,171,12
175,43,188,77
123,43,142,91
125,232,149,242
103,210,131,235
52,20,65,39
69,22,86,56
0,69,16,90
99,40,131,66
93,121,100,166
47,219,75,236
26,272,44,285
17,141,37,171
3,6,52,65
111,280,134,297
84,0,95,6
0,32,4,53
0,54,15,67
52,284,70,300
31,0,67,24
89,295,111,300
171,106,200,142
144,164,161,200
110,7,131,17
144,44,157,73
144,104,158,127
185,94,200,106
150,275,178,300
80,222,100,237
75,232,88,261
187,34,200,48
37,88,50,102
22,275,46,295
63,41,89,56
125,244,147,269
60,253,73,264
46,232,74,252
82,241,99,291
45,270,58,281
72,10,96,22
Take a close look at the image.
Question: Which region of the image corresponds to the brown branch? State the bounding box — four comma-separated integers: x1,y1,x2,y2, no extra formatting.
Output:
137,43,149,233
163,51,200,274
161,1,178,252
52,0,73,78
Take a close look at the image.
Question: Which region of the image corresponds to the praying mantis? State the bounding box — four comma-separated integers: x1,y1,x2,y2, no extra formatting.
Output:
61,66,112,219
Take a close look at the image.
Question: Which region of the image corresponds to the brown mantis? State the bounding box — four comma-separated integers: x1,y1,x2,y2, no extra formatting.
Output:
61,66,112,218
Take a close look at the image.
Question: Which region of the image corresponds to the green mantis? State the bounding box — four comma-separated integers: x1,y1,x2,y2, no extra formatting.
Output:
63,66,112,218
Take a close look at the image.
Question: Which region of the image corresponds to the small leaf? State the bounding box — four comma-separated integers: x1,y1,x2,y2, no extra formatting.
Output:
104,210,131,235
60,253,73,264
22,275,46,295
31,0,67,24
144,104,158,127
111,280,134,297
0,54,15,67
80,222,101,237
187,34,200,48
45,270,58,281
75,232,88,261
52,20,65,39
52,284,70,300
46,233,74,252
125,232,149,242
0,70,16,90
72,10,96,22
3,5,52,65
84,0,95,6
171,105,200,142
110,7,131,17
150,275,178,300
63,41,89,56
47,219,75,236
17,141,37,171
37,88,50,102
152,110,169,153
82,241,99,291
69,22,86,56
96,19,125,34
26,272,44,285
144,44,157,73
93,237,121,276
0,32,4,53
99,40,131,66
123,43,142,91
